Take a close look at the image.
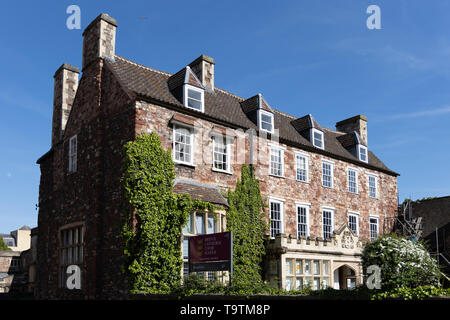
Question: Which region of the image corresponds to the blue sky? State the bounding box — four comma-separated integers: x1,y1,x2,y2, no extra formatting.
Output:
1,0,449,232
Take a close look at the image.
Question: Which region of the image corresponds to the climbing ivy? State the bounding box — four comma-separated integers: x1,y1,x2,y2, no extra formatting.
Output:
120,132,215,294
226,164,268,292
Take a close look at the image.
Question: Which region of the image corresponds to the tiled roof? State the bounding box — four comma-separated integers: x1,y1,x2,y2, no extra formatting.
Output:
106,55,398,176
173,180,228,207
336,131,363,148
291,114,321,132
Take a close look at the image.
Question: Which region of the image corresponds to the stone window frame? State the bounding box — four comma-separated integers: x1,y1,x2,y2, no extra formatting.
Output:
68,135,77,173
183,84,204,113
268,196,285,239
347,211,360,236
173,124,195,167
58,222,85,289
295,201,311,239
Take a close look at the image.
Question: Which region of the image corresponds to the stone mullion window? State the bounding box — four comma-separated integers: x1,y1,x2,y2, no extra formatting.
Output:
69,135,77,173
285,258,330,291
59,225,84,288
182,211,224,281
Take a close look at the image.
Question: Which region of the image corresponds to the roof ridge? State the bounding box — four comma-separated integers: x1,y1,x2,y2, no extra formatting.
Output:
115,55,247,101
114,55,172,76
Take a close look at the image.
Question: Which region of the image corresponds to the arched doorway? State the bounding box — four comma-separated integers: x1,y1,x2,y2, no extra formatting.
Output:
333,265,357,290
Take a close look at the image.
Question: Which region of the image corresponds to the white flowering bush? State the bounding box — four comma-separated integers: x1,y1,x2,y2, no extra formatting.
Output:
362,234,441,290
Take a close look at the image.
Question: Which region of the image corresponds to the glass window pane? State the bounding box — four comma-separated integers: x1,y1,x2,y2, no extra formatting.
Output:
296,260,303,275
296,278,303,290
195,213,205,235
304,260,311,274
188,89,202,101
322,261,329,275
313,261,320,275
183,237,189,259
207,215,216,234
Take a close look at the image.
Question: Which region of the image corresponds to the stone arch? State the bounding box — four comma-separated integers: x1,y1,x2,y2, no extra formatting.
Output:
332,263,361,290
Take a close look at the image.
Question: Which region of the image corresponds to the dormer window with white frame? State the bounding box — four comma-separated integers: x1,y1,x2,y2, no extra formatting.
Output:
358,145,368,163
258,110,274,134
311,128,324,149
183,85,204,112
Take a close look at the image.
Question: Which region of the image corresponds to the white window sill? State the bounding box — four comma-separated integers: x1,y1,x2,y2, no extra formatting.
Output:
212,168,233,175
269,174,285,179
322,184,333,189
174,161,196,168
296,179,310,184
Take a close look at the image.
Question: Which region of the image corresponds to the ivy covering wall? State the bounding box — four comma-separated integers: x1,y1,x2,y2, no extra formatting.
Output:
121,133,196,294
226,164,268,291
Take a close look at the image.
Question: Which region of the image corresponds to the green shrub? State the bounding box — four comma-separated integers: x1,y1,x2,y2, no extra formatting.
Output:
371,286,450,300
362,234,441,290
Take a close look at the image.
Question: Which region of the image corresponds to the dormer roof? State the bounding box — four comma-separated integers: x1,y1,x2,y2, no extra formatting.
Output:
291,114,322,133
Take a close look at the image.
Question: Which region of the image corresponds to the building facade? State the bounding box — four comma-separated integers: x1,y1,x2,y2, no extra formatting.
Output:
36,14,398,299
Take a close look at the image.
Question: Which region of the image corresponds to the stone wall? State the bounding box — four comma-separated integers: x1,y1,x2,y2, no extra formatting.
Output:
135,100,398,244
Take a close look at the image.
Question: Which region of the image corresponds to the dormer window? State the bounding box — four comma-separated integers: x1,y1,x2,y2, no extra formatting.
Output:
311,128,324,149
358,145,368,163
258,110,274,133
183,85,204,112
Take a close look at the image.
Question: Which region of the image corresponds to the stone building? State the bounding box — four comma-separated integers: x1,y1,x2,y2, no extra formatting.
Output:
1,226,31,252
405,197,450,279
36,13,399,299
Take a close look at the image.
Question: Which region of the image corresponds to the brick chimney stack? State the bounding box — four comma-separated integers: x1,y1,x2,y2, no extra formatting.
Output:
82,13,117,70
51,64,79,146
188,54,215,91
336,115,368,146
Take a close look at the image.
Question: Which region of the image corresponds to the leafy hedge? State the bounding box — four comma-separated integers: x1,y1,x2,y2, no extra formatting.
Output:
371,286,450,300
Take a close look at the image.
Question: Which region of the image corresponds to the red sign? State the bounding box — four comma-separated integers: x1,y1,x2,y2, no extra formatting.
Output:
189,232,232,264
